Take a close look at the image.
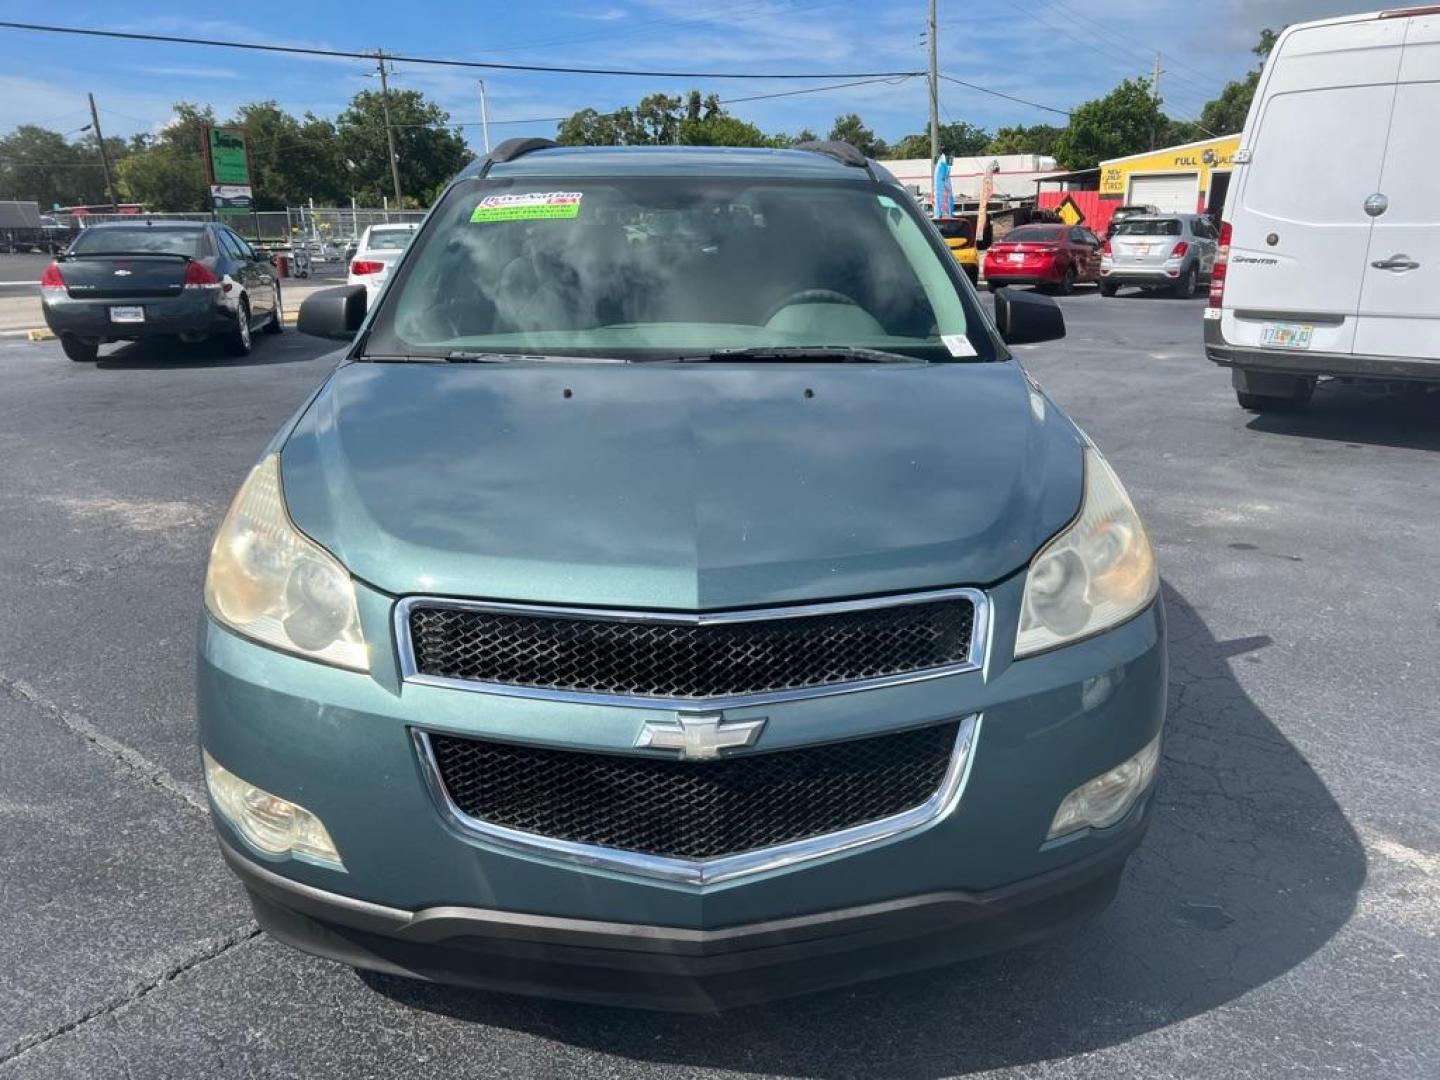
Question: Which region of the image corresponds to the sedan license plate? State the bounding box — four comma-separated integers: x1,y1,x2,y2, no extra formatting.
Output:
1008,252,1025,263
109,306,145,324
1261,322,1313,350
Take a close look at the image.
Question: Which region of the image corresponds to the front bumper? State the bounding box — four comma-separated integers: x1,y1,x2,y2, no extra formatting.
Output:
223,798,1148,1011
42,290,232,340
198,575,1166,1005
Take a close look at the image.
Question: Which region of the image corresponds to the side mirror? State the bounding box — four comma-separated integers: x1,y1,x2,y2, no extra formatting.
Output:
994,288,1066,345
297,285,367,340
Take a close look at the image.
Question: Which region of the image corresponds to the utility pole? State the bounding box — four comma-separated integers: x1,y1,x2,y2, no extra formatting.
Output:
1150,51,1164,150
87,92,118,211
375,52,404,208
927,0,939,168
478,79,493,153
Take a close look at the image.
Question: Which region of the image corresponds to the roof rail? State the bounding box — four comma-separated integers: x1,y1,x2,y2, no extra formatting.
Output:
479,137,560,177
792,140,871,172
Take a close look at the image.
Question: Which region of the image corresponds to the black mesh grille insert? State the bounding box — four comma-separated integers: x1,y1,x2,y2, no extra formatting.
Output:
427,722,960,860
408,597,975,701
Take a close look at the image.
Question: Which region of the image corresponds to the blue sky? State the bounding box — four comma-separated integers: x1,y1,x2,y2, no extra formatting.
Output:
0,0,1378,153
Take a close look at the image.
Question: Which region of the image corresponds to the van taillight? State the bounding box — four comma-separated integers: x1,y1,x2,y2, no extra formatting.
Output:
1101,239,1112,255
351,260,384,275
40,261,66,290
1208,221,1232,308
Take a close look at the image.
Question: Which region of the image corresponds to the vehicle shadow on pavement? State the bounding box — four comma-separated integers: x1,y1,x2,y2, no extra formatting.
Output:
363,584,1364,1079
1245,383,1440,453
93,335,314,370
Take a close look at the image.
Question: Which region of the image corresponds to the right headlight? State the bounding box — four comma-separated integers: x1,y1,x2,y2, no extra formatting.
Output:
204,454,368,671
1015,448,1158,658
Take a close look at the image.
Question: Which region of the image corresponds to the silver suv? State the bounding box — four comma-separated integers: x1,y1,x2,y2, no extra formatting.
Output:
1100,214,1218,299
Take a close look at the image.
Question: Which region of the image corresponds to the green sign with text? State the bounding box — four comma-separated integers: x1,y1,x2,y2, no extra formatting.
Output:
207,129,251,186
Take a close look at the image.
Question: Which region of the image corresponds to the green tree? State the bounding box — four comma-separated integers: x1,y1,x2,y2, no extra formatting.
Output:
1052,79,1163,169
0,125,110,206
337,89,472,207
890,121,991,160
984,123,1064,157
1197,28,1281,135
115,103,214,211
556,91,786,148
229,101,347,209
827,113,887,158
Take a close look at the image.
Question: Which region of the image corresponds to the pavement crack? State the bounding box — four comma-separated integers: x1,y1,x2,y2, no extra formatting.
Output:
0,674,208,815
0,922,261,1070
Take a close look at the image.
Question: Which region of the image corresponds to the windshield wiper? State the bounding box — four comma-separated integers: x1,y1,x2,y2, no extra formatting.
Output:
668,346,922,364
443,351,631,364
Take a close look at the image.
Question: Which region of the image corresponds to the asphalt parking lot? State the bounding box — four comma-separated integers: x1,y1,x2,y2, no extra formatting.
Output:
0,270,1435,1079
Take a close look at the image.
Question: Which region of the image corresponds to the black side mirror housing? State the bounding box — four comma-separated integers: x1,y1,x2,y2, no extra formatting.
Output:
298,285,367,340
994,287,1066,345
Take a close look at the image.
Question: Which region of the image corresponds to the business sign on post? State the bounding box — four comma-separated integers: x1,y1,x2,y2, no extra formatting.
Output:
203,127,253,214
209,184,254,213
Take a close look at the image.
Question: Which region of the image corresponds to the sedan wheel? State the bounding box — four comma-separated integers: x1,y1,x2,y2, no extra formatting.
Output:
227,299,253,357
265,284,284,335
61,336,99,363
1057,266,1076,296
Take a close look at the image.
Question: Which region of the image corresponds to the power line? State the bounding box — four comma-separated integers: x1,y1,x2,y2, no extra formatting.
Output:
0,21,923,80
473,0,860,58
938,74,1070,117
1046,0,1227,87
988,0,1214,114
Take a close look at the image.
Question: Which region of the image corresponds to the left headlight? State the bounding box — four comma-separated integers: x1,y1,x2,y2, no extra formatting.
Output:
1015,447,1158,658
204,454,368,671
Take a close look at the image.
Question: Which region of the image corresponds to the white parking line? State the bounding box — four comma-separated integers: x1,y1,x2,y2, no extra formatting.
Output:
0,281,40,286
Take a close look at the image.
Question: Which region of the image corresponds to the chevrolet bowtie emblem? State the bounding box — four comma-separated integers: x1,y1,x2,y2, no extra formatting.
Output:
636,712,765,761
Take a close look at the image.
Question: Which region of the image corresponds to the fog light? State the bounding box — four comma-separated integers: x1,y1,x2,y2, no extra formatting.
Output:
203,751,344,869
1047,734,1160,840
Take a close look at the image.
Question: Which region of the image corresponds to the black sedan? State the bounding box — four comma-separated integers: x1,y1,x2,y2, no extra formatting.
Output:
41,221,282,362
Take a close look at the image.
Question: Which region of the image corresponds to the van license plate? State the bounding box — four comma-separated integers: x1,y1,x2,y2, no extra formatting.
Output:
109,306,145,324
1261,323,1313,350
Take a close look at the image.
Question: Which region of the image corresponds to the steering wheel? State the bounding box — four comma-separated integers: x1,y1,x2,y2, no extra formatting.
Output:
762,288,861,325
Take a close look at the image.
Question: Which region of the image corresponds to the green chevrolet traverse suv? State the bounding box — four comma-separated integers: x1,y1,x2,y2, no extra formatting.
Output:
198,139,1166,1011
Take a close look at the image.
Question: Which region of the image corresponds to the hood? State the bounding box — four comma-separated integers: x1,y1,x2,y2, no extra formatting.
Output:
279,360,1084,609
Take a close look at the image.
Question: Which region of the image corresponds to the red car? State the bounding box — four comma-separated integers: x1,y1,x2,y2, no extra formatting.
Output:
983,224,1103,294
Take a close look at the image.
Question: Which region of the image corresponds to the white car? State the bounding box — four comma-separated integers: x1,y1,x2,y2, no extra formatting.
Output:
346,224,418,304
1205,7,1440,411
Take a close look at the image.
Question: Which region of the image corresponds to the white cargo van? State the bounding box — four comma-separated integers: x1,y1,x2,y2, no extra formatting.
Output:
1205,6,1440,410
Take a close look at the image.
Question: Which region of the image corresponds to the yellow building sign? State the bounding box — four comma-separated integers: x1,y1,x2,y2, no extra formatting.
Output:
1099,135,1242,197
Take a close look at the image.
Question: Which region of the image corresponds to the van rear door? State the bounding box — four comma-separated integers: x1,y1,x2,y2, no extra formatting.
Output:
1354,13,1440,361
1221,17,1406,355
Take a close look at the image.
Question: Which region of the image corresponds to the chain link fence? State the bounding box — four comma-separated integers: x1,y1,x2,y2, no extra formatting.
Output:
57,206,429,255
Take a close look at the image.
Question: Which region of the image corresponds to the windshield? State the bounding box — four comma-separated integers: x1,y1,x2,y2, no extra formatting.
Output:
365,229,414,251
1116,219,1182,236
365,177,990,362
1001,226,1063,244
71,227,203,256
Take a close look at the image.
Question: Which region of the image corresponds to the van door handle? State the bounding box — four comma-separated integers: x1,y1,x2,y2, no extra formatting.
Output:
1371,255,1420,271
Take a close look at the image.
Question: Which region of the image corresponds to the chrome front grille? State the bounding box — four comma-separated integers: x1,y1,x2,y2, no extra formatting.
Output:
398,588,987,708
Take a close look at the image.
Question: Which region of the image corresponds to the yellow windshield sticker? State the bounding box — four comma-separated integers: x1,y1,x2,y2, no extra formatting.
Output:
471,191,583,222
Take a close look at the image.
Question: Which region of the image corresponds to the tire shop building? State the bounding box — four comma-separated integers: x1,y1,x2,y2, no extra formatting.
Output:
1037,133,1240,234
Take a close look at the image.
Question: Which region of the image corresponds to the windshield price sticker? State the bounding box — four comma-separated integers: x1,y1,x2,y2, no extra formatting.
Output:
942,334,977,357
471,192,583,223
